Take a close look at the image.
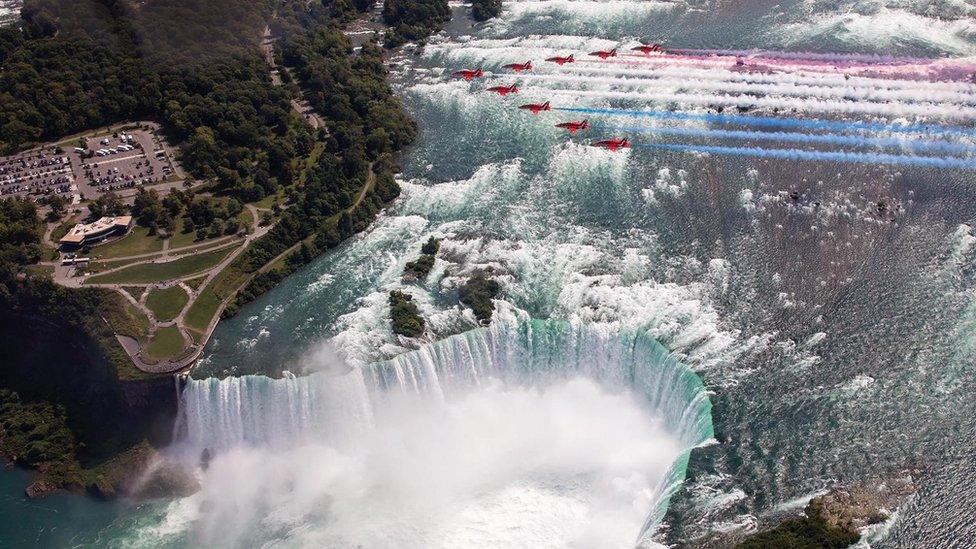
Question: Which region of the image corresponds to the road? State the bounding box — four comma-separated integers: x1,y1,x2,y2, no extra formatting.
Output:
50,204,273,374
261,25,324,129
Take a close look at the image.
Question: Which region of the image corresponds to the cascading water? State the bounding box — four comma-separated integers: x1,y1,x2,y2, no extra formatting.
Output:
175,318,713,546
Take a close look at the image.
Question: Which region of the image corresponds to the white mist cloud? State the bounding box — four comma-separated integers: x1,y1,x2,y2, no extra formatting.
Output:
161,377,681,548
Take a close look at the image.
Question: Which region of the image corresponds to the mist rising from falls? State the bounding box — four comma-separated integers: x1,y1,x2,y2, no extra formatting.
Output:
175,320,714,547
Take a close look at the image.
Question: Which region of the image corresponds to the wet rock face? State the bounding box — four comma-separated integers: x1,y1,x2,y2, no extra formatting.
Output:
813,468,921,532
726,468,921,548
25,479,59,499
133,463,200,499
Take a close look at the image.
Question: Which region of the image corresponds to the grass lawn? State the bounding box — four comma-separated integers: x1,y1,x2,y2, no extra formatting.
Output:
25,264,55,278
146,326,186,360
184,276,207,291
184,276,227,335
167,217,201,249
86,245,236,284
91,226,163,259
184,262,251,336
253,189,285,209
145,285,189,322
101,291,150,344
172,237,237,256
122,286,145,301
88,254,163,273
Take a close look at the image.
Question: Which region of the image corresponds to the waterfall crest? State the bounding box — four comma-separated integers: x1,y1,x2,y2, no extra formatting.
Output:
177,318,714,542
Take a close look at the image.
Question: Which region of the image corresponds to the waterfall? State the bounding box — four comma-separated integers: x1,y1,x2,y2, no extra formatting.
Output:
177,318,714,543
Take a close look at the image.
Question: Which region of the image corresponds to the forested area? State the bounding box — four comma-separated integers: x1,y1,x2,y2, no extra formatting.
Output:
0,196,172,495
227,0,416,311
1,0,419,313
471,0,502,21
1,0,309,201
0,0,420,492
381,0,450,46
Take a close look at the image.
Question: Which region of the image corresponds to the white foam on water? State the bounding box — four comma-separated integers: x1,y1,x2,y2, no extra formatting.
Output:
775,6,976,55
489,0,676,37
165,375,686,548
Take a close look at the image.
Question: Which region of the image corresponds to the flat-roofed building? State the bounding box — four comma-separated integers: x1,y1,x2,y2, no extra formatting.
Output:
59,215,133,247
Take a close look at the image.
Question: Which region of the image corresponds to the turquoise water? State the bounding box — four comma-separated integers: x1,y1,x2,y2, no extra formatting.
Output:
0,467,170,548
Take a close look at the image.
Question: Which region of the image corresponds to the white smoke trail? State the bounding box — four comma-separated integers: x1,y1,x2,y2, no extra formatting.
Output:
599,125,976,155
620,52,976,73
582,56,976,81
518,85,976,120
513,72,976,106
664,48,952,64
635,142,976,170
557,63,976,95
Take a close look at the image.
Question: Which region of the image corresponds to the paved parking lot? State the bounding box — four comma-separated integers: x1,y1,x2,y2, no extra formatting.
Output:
0,148,75,198
74,130,177,198
0,125,187,203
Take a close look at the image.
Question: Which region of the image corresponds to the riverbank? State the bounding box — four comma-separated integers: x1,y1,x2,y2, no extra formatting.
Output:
0,0,444,501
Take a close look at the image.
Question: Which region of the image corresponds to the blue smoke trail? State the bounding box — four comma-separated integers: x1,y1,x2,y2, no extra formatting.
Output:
558,107,976,137
595,125,976,155
633,142,976,170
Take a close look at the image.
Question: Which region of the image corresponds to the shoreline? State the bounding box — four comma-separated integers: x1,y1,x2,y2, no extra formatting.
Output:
0,0,451,501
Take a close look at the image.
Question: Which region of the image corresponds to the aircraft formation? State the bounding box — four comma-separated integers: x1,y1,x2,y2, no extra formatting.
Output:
452,43,672,151
446,42,976,169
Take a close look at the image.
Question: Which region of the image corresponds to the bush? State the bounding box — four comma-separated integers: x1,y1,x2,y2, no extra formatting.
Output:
458,274,500,324
389,290,424,337
420,236,440,255
471,0,502,21
736,501,860,549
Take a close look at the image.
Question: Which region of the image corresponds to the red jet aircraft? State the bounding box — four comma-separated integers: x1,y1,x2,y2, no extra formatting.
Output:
519,101,551,114
453,68,484,81
545,54,575,65
487,83,519,96
593,137,630,151
631,44,663,55
555,120,589,134
503,61,533,72
589,48,618,59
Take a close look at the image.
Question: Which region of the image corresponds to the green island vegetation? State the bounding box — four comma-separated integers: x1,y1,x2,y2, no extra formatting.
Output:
381,0,450,47
404,236,440,279
389,290,425,337
459,273,501,324
144,285,189,322
735,499,860,549
470,0,502,21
